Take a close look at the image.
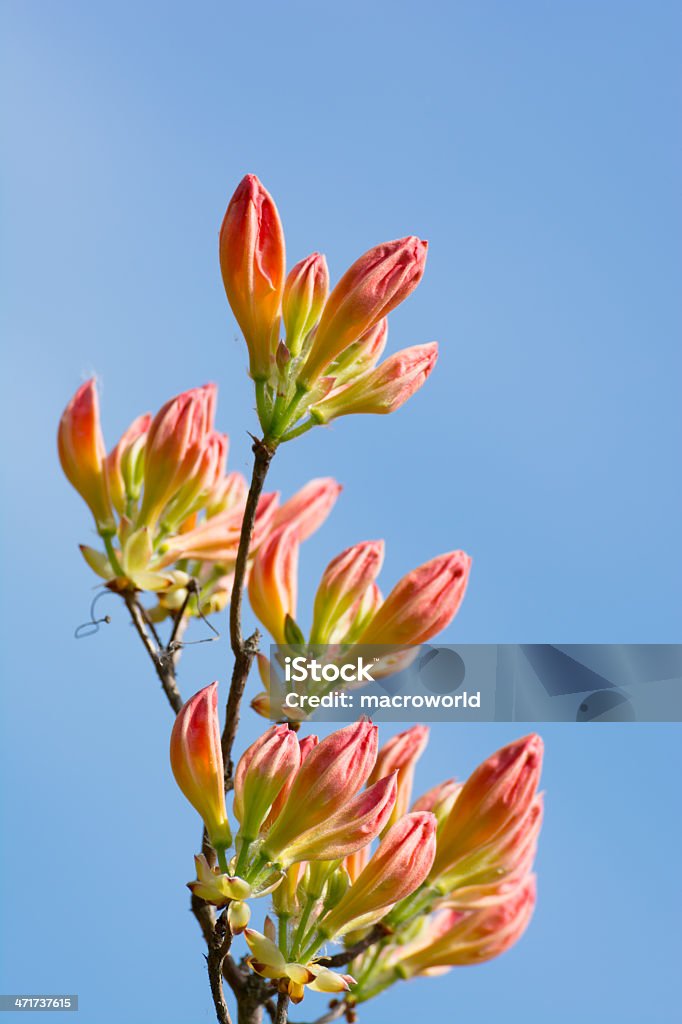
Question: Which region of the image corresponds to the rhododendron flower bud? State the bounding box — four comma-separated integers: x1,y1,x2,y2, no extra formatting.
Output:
187,854,252,907
320,812,437,937
358,551,472,646
312,343,438,423
310,541,385,644
266,773,397,866
138,384,215,527
344,844,372,885
272,477,342,541
220,174,285,380
400,876,536,973
330,582,383,644
301,237,428,385
329,319,389,385
58,379,113,530
429,734,543,882
368,725,429,830
105,412,151,516
283,253,329,356
169,683,231,851
248,525,299,643
233,725,301,841
262,721,380,861
262,733,319,832
412,779,462,823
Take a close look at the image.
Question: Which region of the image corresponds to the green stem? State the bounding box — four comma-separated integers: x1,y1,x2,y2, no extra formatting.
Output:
269,383,309,439
235,837,253,877
298,925,325,965
291,895,317,960
215,845,230,875
101,533,124,576
279,418,316,443
278,913,290,958
255,378,272,432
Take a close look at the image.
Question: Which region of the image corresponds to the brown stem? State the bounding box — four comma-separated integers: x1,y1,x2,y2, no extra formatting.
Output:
275,992,289,1024
292,1003,347,1024
207,911,235,1024
221,436,275,787
318,925,390,968
123,592,184,714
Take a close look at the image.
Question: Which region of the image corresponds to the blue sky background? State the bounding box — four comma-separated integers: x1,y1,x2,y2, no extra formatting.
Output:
1,2,681,1022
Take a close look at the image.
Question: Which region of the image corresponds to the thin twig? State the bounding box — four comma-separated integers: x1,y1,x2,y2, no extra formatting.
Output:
207,910,234,1024
221,436,275,787
318,925,390,968
123,592,184,714
275,991,289,1024
291,1002,347,1024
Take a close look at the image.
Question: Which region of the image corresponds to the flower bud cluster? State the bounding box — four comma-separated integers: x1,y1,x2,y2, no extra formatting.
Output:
219,175,436,442
58,380,340,614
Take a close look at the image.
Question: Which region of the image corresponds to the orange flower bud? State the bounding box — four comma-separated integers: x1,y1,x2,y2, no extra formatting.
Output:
233,725,301,841
138,384,215,528
429,735,543,883
272,477,342,541
283,253,329,356
266,773,397,866
320,812,437,937
169,682,231,851
368,725,429,830
262,721,379,862
328,319,388,385
310,541,385,644
57,379,113,530
358,551,471,646
400,876,536,973
300,237,428,386
311,343,438,423
248,525,299,644
219,174,286,380
104,412,151,516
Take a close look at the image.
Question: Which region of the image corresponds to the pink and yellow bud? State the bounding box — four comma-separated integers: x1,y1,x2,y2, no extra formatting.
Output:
248,525,299,643
301,237,428,386
329,582,383,644
265,773,397,867
429,734,543,883
412,779,462,824
138,384,215,528
368,725,429,830
310,541,385,644
320,812,437,937
169,682,232,851
104,412,151,516
399,876,536,974
263,721,378,853
57,379,113,530
283,253,329,356
233,724,301,841
328,319,389,385
358,551,472,646
312,343,438,423
219,174,286,380
272,477,342,541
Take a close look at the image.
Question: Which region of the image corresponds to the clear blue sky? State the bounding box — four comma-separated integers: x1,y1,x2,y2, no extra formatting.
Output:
1,2,680,1022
